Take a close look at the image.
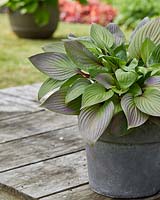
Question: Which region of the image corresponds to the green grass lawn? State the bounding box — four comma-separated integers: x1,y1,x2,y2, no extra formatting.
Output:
0,14,131,89
0,14,90,89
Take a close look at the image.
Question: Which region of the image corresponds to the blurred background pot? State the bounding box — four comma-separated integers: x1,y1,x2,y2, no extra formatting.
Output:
86,113,160,198
8,6,59,39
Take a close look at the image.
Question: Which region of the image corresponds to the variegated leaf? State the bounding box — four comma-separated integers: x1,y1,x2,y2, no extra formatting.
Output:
115,69,137,89
65,78,90,103
79,101,114,143
42,42,66,54
130,17,150,41
29,53,78,80
121,93,148,128
64,40,101,69
90,23,114,49
82,83,114,108
95,73,115,89
38,78,65,100
128,18,160,58
106,23,126,46
135,87,160,116
41,88,81,115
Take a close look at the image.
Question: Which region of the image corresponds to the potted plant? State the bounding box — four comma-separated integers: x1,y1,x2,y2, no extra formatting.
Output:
0,0,60,39
0,0,88,39
30,17,160,198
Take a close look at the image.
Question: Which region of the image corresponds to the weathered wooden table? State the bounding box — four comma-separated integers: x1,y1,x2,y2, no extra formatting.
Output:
0,83,109,200
1,84,160,200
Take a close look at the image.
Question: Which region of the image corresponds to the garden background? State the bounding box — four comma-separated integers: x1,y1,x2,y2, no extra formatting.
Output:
0,0,159,88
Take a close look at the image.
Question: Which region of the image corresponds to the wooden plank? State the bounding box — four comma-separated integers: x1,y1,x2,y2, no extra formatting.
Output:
0,110,77,143
0,183,36,200
41,185,160,200
0,83,41,101
0,125,84,172
0,93,41,121
41,185,109,200
0,151,88,198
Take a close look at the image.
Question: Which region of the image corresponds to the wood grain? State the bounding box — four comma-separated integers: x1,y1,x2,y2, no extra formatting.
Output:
41,185,109,200
0,110,77,143
0,125,84,172
0,93,41,121
0,151,88,198
41,184,160,200
0,83,40,101
0,183,37,200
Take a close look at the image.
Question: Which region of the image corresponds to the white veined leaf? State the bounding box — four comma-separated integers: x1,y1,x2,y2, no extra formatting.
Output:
41,88,81,115
82,83,114,108
65,78,90,103
140,38,156,64
95,73,115,89
144,76,160,88
42,42,66,54
115,69,137,89
64,40,101,69
90,23,114,49
121,93,148,129
79,101,114,144
38,78,65,100
130,17,150,41
128,18,160,58
135,87,160,116
106,23,126,46
148,44,160,65
29,53,78,80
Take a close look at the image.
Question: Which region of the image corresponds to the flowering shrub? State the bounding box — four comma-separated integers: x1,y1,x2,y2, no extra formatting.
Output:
59,0,117,25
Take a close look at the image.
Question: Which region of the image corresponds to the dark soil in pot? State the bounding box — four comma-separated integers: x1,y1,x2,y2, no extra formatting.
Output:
8,6,59,39
86,113,160,199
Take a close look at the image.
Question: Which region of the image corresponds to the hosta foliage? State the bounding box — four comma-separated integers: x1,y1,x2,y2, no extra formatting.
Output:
30,18,160,144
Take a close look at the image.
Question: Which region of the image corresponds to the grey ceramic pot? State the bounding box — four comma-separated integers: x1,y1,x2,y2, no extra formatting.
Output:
8,6,59,39
86,113,160,199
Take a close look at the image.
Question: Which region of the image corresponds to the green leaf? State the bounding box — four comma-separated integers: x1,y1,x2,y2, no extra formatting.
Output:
115,69,137,89
41,88,81,115
122,58,138,72
64,40,101,69
79,101,114,144
140,38,155,64
65,78,90,103
88,68,108,78
121,93,148,128
82,83,114,108
29,53,77,80
113,44,127,61
60,75,81,89
102,55,126,70
90,23,114,49
95,73,115,89
66,35,102,56
130,17,150,41
106,23,126,46
34,6,50,26
38,78,65,100
111,87,128,96
148,44,160,65
42,42,66,54
128,83,142,97
144,76,160,88
128,18,160,58
135,87,160,116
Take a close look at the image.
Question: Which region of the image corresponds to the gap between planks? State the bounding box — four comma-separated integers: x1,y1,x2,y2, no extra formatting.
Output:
0,150,88,198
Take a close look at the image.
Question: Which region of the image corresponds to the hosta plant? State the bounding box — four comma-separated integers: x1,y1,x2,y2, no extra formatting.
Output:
30,17,160,144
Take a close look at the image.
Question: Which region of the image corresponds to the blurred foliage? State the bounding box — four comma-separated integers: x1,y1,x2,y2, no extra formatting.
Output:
105,0,160,29
0,0,87,26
